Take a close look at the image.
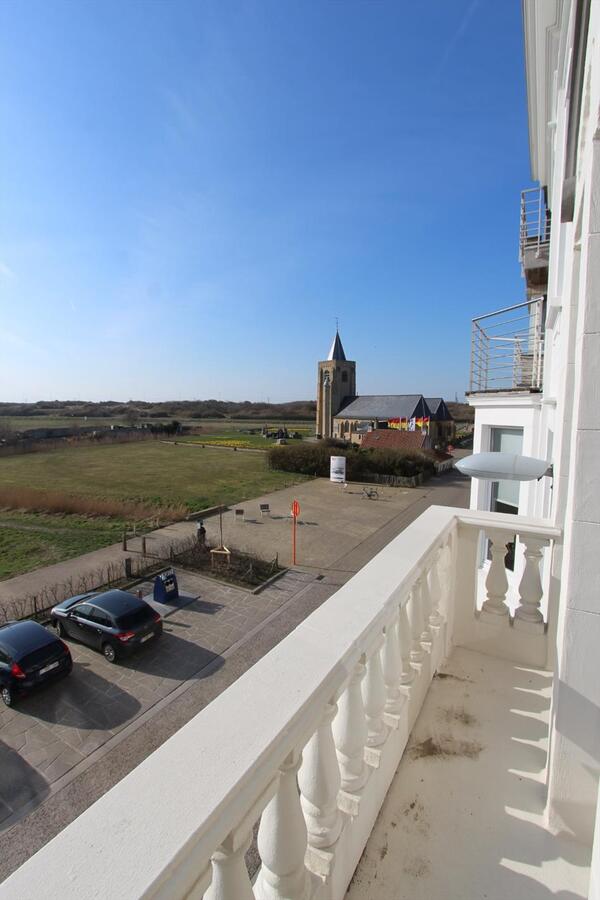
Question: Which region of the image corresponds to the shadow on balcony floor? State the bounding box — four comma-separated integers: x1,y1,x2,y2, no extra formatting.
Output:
346,647,591,900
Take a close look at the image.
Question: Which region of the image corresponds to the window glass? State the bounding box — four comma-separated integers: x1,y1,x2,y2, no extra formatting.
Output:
115,607,154,630
0,649,9,664
74,603,93,620
488,427,523,571
89,609,112,627
490,427,523,512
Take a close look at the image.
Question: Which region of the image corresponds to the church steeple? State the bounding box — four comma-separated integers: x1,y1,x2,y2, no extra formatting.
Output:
328,330,347,362
316,329,356,438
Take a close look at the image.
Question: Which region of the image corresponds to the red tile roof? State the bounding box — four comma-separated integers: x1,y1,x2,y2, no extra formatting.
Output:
361,430,429,451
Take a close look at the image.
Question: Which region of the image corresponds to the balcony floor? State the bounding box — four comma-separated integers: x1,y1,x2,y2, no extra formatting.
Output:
346,647,591,900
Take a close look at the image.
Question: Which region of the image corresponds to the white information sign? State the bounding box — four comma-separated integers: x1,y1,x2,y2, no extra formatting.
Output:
330,455,347,483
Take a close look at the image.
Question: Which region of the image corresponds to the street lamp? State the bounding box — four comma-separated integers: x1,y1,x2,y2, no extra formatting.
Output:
455,452,553,482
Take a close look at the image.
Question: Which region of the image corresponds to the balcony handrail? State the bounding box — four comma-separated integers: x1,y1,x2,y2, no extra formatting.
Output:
456,508,560,540
472,299,541,323
2,506,560,900
470,297,545,392
520,186,551,263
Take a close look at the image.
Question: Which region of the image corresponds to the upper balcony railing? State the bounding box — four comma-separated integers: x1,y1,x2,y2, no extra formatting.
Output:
470,297,545,393
2,505,560,900
520,186,551,265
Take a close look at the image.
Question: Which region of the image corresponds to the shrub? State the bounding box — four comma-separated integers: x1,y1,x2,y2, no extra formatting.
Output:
267,443,435,480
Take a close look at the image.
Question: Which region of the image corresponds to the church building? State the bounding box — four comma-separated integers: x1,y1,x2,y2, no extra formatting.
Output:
316,330,454,447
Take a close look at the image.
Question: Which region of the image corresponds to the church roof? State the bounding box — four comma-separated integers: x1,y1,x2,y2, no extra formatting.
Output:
334,394,427,420
424,398,453,420
328,331,347,361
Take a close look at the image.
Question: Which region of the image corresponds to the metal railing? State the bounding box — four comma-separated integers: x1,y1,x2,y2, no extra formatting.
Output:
520,187,551,263
470,298,545,392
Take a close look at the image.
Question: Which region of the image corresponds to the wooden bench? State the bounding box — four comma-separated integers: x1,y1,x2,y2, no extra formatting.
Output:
234,508,245,522
259,503,271,517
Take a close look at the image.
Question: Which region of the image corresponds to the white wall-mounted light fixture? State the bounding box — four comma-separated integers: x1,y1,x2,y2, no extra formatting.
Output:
456,452,553,482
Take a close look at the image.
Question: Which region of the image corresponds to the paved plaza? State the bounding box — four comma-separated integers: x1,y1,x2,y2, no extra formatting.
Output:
188,474,470,571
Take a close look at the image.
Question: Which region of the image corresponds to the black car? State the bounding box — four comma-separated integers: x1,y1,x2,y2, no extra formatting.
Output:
51,590,162,663
0,620,72,707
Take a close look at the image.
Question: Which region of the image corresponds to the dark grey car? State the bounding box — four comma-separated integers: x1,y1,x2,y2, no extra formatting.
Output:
0,620,72,706
51,590,162,663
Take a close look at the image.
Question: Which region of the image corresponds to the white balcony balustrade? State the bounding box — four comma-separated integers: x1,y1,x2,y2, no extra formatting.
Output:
1,506,561,900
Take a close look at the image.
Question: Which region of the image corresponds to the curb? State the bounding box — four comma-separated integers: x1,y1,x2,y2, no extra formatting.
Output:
252,567,289,595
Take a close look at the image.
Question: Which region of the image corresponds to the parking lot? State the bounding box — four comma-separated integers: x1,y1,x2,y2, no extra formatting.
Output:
0,567,312,829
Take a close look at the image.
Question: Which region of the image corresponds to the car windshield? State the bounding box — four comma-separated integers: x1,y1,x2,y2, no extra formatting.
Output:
114,607,154,631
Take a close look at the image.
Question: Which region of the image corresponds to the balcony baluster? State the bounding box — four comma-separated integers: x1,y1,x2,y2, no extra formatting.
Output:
204,832,254,900
420,570,434,642
428,548,444,626
254,754,311,900
298,702,343,850
382,611,404,715
408,583,425,662
332,660,368,792
362,634,388,747
398,603,415,684
481,531,512,620
514,536,546,632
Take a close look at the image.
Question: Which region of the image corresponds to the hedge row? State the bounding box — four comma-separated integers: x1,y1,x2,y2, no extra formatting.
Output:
267,441,435,479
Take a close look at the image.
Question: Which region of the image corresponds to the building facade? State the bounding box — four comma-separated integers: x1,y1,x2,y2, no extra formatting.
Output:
468,0,600,849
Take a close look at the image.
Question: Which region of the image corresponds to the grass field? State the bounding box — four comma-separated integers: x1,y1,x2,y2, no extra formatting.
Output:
177,432,304,449
3,416,314,434
0,441,311,578
0,441,310,511
0,511,128,580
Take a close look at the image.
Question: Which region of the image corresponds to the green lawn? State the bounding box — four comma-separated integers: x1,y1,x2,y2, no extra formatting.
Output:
0,512,127,580
0,442,311,578
0,441,310,512
3,416,314,434
176,432,304,449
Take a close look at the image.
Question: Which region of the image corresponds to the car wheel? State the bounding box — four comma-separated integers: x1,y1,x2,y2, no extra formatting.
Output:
102,643,117,664
52,619,65,637
1,686,13,707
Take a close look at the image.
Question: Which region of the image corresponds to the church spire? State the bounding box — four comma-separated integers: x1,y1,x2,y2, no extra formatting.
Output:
328,330,347,361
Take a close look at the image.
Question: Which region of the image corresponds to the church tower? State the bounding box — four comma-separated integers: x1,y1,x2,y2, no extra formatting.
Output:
316,330,356,438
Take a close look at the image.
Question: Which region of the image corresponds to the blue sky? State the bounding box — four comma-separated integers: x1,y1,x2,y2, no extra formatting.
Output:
0,0,531,403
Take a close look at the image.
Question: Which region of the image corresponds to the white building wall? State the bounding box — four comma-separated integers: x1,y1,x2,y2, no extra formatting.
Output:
545,0,600,842
469,395,543,516
469,0,600,846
